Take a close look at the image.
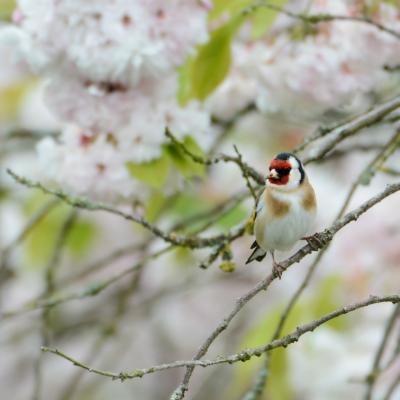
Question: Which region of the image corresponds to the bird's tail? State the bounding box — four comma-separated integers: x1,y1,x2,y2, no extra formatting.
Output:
246,241,267,264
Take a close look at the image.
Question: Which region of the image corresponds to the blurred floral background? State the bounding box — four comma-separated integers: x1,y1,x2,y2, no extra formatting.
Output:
0,0,399,399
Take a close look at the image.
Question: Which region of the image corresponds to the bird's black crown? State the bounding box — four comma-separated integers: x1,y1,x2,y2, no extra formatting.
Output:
274,152,305,184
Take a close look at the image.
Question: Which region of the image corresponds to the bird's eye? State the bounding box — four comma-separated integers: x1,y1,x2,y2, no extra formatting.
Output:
276,168,291,176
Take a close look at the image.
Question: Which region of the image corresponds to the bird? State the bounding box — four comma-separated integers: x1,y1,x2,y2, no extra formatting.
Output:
246,152,317,278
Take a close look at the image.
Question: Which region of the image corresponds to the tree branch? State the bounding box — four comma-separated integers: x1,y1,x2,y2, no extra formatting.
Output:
170,182,400,399
41,295,400,382
0,198,59,274
165,130,265,185
0,246,172,319
245,1,400,40
33,210,78,400
364,303,400,400
7,169,248,250
300,95,400,164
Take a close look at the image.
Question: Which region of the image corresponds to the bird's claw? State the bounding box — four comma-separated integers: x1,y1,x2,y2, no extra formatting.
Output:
302,233,329,250
273,261,284,279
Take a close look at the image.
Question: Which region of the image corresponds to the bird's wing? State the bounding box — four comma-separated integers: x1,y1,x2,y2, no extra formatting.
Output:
255,195,264,217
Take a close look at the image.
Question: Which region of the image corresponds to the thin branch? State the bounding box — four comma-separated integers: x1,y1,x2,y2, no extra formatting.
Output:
301,95,400,164
243,131,400,399
233,145,258,203
294,97,400,156
338,129,400,217
380,166,400,177
57,242,148,287
58,253,146,400
383,369,400,400
165,130,265,185
0,246,172,319
209,103,256,155
384,64,400,73
7,169,248,250
171,190,249,234
364,303,400,400
33,210,78,400
41,295,400,382
45,210,78,293
170,182,400,399
382,324,400,372
0,198,59,273
59,191,248,287
1,190,251,319
322,144,385,161
245,1,400,40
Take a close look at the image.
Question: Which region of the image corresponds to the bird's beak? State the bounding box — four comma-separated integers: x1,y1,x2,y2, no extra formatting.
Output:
269,169,279,179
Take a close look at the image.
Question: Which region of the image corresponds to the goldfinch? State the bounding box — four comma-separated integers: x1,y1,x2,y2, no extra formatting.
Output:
246,152,317,278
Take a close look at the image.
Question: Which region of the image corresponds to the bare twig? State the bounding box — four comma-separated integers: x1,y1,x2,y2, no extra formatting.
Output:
1,189,252,319
364,303,400,400
0,198,59,273
243,130,400,399
245,1,400,40
322,144,385,161
0,246,172,319
41,295,400,382
33,210,77,400
233,145,258,203
382,324,400,372
7,169,248,250
57,242,148,287
59,191,248,287
165,130,265,185
209,103,256,155
301,96,400,164
170,182,400,399
58,255,145,400
383,369,400,400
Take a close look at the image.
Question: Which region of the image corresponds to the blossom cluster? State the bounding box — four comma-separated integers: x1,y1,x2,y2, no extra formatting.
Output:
208,0,400,121
2,0,400,200
2,0,212,200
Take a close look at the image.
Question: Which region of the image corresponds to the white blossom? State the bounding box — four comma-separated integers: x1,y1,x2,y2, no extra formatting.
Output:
211,1,400,121
3,0,210,86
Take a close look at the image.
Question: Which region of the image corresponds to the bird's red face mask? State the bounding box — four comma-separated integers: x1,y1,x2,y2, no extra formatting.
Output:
268,159,291,185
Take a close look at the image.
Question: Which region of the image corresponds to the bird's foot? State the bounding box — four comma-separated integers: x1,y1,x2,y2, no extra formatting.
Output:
272,261,284,280
302,232,329,251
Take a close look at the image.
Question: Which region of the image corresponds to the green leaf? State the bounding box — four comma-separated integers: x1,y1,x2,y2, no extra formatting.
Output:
172,247,197,268
65,221,96,258
251,0,289,39
169,193,210,220
219,261,236,272
223,306,298,399
179,16,244,102
217,204,247,229
0,79,36,121
366,0,397,13
165,136,206,178
0,186,8,202
310,275,347,331
209,0,252,20
0,0,15,20
22,193,62,268
223,274,347,398
145,191,166,222
23,193,96,268
126,152,170,189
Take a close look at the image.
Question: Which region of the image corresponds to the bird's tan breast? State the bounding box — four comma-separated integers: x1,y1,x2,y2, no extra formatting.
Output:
301,181,316,211
255,180,317,251
264,188,290,217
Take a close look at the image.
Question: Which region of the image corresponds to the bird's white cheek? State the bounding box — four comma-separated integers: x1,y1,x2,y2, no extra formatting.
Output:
287,169,301,189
